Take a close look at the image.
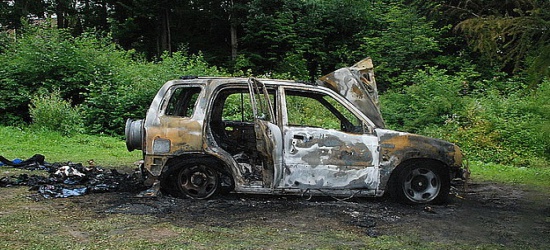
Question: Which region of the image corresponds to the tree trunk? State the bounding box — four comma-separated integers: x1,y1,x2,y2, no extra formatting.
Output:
99,0,108,30
229,0,238,60
158,8,171,56
55,0,67,29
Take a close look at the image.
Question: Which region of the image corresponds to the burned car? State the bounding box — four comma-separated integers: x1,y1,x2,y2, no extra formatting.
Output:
125,58,468,204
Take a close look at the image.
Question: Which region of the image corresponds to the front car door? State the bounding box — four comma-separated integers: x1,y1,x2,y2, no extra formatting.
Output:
279,87,380,192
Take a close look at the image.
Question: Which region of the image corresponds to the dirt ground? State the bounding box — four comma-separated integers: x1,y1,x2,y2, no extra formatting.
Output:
63,180,550,248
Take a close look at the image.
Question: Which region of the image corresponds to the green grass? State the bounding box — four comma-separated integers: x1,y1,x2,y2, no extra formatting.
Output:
0,126,141,168
469,160,550,191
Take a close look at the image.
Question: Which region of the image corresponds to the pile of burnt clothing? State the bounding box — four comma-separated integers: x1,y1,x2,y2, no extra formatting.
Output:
0,154,143,198
0,154,47,170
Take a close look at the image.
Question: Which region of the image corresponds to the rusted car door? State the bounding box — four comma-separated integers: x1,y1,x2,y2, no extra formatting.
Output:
247,78,282,188
279,88,380,190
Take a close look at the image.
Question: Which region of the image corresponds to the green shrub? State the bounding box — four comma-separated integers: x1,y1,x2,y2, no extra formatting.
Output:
0,23,129,127
381,68,548,167
29,89,84,136
275,52,310,81
358,3,447,90
381,67,466,133
82,51,227,135
527,78,550,158
0,24,227,136
421,79,549,166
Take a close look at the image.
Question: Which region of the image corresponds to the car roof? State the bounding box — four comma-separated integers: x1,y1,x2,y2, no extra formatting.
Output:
162,77,311,88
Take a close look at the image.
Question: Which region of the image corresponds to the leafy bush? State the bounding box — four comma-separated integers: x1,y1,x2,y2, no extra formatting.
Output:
82,51,228,135
29,89,84,136
357,3,448,90
2,19,547,169
0,24,227,135
381,68,548,167
419,78,549,166
381,67,466,133
530,79,550,158
0,23,129,126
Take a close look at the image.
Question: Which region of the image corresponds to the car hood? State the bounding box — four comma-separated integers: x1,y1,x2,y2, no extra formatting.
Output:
317,58,385,128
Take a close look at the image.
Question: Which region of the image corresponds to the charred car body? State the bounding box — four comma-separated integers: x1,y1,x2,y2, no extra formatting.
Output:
125,58,468,204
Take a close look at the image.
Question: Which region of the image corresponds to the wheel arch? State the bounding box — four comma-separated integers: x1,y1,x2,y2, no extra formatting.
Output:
161,153,233,178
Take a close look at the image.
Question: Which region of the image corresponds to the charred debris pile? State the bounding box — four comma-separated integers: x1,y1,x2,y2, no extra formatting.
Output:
0,154,144,198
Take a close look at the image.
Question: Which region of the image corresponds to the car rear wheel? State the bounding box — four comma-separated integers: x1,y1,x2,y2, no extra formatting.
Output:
393,161,450,204
176,163,219,199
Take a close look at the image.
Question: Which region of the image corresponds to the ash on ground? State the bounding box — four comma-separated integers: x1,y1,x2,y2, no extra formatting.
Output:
0,154,144,198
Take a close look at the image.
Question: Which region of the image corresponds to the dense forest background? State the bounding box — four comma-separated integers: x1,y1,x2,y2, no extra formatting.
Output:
0,0,548,167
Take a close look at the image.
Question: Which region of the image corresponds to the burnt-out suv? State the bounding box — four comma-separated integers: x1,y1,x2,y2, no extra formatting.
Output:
125,58,468,204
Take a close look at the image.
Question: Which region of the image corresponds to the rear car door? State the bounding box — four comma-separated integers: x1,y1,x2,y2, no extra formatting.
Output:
247,78,282,188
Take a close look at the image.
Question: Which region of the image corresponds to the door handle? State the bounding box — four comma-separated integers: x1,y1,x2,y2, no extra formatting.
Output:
293,134,305,140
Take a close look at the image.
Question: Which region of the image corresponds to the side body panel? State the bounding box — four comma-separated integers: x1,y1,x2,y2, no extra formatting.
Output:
142,83,207,176
376,129,463,191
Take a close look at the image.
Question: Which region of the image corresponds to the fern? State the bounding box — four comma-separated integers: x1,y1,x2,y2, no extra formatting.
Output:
453,0,549,85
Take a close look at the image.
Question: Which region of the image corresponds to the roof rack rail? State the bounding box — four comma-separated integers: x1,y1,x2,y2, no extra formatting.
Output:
294,80,317,86
180,75,198,80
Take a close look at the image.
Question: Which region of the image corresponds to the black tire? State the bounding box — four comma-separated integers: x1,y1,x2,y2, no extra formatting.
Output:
162,159,235,199
171,162,220,199
392,161,450,204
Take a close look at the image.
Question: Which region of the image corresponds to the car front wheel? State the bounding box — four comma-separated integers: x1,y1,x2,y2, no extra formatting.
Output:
393,161,450,204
